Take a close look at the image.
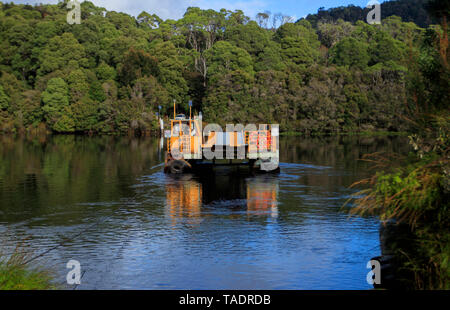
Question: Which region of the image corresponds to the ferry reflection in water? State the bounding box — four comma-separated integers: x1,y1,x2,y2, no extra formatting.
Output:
165,168,279,224
165,176,202,223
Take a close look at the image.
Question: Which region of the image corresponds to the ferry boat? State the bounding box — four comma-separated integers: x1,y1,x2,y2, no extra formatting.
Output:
163,102,280,174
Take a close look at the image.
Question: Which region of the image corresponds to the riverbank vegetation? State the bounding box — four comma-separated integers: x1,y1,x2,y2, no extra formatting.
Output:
0,242,56,290
350,0,449,289
0,0,442,135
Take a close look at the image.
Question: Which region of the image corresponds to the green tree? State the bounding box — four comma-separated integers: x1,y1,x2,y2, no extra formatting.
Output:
255,41,286,71
225,21,271,58
0,85,10,111
71,96,99,132
317,19,354,48
369,32,406,66
275,22,320,67
151,41,189,105
130,76,170,111
203,70,255,124
0,72,25,111
205,41,254,82
331,37,370,69
96,62,117,82
67,69,89,104
137,11,162,29
41,77,74,132
117,48,159,86
16,90,43,127
38,33,88,77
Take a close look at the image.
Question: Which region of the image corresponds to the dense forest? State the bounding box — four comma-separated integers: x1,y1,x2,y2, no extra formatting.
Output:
0,0,445,135
303,0,437,28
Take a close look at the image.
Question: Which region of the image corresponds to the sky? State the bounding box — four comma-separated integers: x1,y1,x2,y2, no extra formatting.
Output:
10,0,379,21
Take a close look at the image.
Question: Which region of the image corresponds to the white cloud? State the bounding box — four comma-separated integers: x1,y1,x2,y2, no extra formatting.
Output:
92,0,191,19
10,0,269,20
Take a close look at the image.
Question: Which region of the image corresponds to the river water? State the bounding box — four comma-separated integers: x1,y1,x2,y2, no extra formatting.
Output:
0,135,410,289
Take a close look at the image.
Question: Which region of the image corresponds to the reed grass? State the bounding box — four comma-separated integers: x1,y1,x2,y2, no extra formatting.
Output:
345,114,450,289
0,240,56,290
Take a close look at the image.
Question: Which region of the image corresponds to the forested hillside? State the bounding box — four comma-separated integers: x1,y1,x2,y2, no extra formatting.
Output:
0,0,443,134
303,0,436,28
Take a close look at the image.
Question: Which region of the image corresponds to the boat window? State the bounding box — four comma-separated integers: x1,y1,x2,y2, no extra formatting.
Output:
173,122,191,136
191,123,197,136
173,123,180,136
